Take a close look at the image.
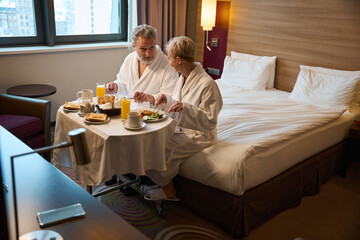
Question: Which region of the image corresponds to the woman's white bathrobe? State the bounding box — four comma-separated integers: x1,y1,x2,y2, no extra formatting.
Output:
113,46,178,98
146,63,223,186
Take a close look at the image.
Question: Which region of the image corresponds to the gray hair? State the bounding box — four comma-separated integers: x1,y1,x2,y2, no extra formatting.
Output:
166,36,196,62
132,24,157,45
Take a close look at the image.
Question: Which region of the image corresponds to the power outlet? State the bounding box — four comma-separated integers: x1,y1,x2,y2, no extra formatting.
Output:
207,67,220,76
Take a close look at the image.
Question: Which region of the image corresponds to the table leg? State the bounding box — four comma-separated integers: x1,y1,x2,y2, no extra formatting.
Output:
87,185,93,194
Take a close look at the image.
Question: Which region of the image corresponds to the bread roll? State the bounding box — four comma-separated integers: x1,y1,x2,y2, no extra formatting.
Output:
97,95,115,107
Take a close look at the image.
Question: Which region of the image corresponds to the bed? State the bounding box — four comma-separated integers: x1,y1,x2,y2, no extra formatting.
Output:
173,50,360,237
173,1,360,237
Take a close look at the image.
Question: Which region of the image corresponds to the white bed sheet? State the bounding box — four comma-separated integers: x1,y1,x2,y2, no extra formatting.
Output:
179,81,360,196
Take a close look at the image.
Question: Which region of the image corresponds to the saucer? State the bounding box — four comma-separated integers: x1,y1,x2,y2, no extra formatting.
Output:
124,121,146,130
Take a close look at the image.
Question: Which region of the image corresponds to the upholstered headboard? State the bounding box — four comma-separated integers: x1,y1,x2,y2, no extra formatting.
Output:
195,0,360,92
226,0,360,92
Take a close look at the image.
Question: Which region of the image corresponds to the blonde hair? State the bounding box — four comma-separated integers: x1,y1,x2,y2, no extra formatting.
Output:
132,24,157,45
166,36,196,62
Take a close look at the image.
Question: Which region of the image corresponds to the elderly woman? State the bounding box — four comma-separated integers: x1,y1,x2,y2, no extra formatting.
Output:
141,36,223,201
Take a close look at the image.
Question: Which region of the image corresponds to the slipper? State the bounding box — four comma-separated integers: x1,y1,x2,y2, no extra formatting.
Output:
144,188,180,202
105,174,121,186
140,184,159,193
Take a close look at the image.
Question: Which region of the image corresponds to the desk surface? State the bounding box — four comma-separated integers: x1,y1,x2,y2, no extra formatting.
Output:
7,84,57,98
0,126,149,240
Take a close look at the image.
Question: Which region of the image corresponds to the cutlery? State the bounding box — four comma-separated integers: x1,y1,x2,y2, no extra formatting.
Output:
152,104,158,113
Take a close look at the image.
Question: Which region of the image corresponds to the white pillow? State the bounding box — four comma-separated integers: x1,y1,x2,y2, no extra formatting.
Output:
289,65,360,107
221,56,272,90
231,51,276,89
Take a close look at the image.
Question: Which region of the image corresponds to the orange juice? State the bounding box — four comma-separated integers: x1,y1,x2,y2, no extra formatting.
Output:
121,98,130,119
96,82,105,97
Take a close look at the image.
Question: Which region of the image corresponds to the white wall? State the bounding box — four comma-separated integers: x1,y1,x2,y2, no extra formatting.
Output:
0,45,132,122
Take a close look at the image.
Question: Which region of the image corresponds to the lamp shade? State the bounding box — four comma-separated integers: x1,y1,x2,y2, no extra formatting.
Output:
201,0,217,31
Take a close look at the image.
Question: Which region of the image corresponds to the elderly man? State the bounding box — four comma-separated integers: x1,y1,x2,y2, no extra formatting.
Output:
104,25,178,188
106,24,178,103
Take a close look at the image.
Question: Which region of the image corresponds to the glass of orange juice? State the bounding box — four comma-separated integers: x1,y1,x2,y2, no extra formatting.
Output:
96,82,105,97
121,97,130,119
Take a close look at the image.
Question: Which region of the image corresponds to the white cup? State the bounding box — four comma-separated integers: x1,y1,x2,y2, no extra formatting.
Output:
77,89,93,103
127,111,142,128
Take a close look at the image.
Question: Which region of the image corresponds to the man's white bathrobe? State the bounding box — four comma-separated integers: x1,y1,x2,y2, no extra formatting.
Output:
113,46,178,98
146,63,223,186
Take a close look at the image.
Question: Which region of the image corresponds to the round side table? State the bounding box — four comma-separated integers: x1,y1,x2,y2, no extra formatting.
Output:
7,84,57,98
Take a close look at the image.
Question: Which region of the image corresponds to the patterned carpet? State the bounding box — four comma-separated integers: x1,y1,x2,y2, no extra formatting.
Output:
58,166,226,240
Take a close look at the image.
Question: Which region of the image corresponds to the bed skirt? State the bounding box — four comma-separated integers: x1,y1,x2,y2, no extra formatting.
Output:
174,141,346,238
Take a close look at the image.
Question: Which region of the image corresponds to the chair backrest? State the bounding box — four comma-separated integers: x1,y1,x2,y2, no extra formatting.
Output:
0,93,51,148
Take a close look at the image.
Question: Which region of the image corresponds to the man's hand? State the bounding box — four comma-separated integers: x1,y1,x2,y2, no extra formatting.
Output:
106,83,118,94
155,94,167,106
168,101,183,113
133,92,155,104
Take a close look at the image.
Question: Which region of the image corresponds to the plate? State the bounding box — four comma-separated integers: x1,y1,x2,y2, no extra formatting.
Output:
141,110,167,122
63,108,79,113
124,121,146,130
143,114,167,122
83,116,110,125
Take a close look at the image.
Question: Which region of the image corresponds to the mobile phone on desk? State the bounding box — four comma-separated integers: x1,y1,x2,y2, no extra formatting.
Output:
37,203,86,227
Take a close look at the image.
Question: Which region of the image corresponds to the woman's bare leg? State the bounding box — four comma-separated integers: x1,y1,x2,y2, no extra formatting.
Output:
161,180,176,198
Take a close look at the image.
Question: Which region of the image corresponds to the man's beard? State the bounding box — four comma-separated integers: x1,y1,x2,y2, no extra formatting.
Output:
136,52,153,65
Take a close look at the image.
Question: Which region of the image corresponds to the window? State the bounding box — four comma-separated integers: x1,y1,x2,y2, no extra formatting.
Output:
0,0,128,47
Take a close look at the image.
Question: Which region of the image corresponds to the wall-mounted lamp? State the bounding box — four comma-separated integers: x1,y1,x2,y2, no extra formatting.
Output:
201,0,217,51
10,128,90,240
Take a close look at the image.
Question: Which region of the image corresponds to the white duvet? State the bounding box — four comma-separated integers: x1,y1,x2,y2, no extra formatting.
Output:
216,81,346,158
179,81,350,195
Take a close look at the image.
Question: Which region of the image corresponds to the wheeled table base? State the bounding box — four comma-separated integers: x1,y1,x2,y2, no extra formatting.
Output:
87,174,167,216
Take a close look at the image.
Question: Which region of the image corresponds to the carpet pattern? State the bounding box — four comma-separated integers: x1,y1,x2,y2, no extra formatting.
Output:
100,190,165,228
58,166,225,240
154,225,224,240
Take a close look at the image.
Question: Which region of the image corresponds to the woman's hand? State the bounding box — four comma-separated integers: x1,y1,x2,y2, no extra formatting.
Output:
133,92,155,104
106,83,118,94
168,101,183,113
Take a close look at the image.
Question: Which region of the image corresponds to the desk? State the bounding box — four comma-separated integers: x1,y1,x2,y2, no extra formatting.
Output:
53,104,176,186
7,84,57,98
0,126,149,239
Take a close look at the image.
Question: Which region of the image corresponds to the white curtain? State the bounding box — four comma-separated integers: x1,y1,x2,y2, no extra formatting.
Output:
127,0,138,43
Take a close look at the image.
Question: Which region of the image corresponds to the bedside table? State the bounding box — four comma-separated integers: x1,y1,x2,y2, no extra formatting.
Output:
7,84,57,98
341,123,360,177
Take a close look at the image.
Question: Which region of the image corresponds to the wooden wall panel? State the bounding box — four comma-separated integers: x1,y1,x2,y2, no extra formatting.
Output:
195,0,204,64
226,0,360,91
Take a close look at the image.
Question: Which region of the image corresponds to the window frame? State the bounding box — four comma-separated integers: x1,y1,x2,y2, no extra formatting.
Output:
0,0,44,46
0,0,128,47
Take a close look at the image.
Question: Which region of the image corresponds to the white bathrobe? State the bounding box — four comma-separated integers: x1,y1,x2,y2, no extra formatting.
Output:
113,46,178,98
146,63,223,185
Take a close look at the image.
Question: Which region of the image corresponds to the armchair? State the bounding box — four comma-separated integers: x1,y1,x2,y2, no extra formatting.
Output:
0,93,51,158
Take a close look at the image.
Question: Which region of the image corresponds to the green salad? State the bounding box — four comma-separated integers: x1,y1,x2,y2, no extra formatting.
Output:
142,112,163,121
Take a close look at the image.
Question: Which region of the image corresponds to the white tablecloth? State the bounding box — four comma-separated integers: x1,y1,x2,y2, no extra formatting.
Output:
53,103,176,186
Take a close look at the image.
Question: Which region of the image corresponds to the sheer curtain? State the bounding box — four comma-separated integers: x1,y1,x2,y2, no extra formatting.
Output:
136,0,187,50
128,0,138,43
